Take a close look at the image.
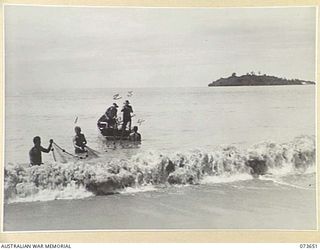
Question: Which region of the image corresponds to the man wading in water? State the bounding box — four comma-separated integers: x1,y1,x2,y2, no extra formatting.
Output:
129,126,141,142
73,126,87,153
29,136,53,166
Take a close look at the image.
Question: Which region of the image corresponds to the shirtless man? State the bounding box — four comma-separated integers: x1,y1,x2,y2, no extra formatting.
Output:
29,136,53,166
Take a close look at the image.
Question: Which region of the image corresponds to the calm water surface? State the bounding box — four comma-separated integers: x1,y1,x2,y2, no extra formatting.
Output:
5,85,315,164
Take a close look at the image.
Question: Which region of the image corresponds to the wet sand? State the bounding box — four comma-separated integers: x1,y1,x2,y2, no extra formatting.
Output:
4,179,317,231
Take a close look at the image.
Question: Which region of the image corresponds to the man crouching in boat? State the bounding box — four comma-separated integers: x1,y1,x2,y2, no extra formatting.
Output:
105,103,119,128
29,136,53,166
73,126,87,153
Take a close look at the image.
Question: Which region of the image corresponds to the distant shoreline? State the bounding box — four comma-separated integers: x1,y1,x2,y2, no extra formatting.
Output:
208,73,315,87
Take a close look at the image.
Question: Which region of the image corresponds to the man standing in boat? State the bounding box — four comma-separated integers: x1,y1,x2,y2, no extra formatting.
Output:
73,126,87,153
121,100,133,131
105,103,118,128
29,136,53,166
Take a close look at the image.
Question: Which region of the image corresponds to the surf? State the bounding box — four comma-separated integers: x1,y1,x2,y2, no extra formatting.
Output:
4,135,315,203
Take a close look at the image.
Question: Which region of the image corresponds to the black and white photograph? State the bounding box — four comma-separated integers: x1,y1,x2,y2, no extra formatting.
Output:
3,4,317,231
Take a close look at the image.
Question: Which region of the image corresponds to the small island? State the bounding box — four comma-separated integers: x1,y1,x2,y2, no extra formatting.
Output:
208,72,315,87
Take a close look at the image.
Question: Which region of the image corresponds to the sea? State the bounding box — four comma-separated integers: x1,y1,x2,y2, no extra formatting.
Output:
3,85,317,231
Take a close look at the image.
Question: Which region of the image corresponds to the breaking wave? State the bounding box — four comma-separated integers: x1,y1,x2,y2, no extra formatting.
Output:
4,135,315,203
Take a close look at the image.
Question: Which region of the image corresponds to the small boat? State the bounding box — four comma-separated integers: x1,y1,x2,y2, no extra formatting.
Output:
97,102,142,141
98,125,132,140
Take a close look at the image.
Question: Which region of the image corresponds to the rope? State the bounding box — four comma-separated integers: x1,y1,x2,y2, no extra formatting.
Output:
51,148,56,162
52,142,88,159
85,146,99,157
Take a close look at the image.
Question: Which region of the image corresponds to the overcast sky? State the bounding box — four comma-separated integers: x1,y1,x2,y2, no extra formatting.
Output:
5,6,316,91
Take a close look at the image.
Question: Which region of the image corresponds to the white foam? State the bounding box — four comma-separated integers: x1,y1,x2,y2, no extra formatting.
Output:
201,173,252,184
4,135,315,203
259,176,313,190
120,185,157,194
7,183,93,204
267,163,294,176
